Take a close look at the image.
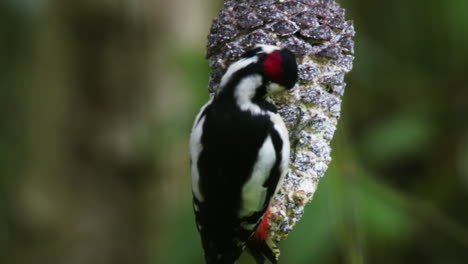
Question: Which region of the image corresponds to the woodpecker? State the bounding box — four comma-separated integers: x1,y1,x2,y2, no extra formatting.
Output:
190,45,298,264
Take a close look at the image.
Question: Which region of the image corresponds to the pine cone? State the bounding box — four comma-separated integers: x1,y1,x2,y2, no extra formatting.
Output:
207,0,355,243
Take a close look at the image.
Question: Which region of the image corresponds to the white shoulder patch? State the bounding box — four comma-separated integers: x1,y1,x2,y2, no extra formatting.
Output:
269,113,290,194
190,100,212,202
190,115,205,202
219,56,258,89
239,135,276,217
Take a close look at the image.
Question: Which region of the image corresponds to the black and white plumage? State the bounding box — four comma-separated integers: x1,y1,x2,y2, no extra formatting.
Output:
190,45,298,264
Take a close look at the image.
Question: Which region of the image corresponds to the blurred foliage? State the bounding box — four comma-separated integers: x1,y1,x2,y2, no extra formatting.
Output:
1,0,468,264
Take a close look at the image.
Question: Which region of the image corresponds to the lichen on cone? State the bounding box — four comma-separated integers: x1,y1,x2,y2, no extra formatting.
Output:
206,0,354,243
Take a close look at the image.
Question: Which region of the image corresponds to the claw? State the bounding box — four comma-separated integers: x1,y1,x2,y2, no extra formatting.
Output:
265,238,280,262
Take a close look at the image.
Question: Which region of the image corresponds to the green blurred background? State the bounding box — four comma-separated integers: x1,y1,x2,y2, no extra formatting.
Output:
1,0,467,263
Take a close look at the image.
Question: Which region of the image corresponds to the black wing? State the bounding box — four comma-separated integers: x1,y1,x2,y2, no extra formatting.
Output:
192,102,285,263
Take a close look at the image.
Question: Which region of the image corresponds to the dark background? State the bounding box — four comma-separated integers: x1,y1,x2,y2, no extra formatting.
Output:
0,0,467,263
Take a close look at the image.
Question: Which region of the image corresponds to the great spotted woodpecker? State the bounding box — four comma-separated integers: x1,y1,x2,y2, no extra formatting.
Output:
190,45,298,264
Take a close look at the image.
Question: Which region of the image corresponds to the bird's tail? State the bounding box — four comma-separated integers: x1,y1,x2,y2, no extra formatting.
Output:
246,237,279,264
203,240,243,264
245,207,280,264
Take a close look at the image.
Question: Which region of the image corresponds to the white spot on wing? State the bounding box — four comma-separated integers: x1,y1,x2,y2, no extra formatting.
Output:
239,135,276,217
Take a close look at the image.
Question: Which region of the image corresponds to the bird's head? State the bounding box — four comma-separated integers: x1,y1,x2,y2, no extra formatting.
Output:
243,45,298,93
218,45,298,101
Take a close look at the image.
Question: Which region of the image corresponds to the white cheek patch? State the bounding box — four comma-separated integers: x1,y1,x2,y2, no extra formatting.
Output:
267,83,286,95
239,135,276,217
235,75,265,115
